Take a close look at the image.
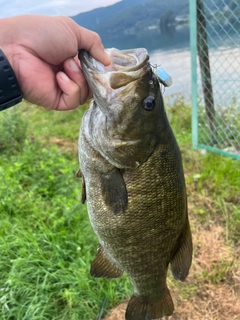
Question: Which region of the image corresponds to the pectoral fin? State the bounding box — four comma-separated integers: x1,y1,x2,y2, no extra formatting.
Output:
76,168,86,204
81,174,86,204
170,218,193,281
75,168,82,178
101,169,128,214
90,245,123,279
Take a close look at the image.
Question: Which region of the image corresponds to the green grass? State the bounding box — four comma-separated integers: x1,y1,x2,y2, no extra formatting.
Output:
0,104,131,320
0,100,239,319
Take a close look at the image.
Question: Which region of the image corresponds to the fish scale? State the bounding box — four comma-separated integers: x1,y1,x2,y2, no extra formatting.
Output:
78,48,192,320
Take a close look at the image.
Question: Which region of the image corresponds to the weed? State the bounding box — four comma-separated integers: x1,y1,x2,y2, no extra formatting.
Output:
0,107,27,154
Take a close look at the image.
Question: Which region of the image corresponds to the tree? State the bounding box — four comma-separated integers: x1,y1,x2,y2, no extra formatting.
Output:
159,10,176,38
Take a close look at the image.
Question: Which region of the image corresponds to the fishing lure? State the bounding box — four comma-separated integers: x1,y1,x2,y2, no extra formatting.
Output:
151,64,173,88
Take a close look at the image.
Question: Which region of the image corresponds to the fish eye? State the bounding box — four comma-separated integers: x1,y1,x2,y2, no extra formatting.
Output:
143,96,155,111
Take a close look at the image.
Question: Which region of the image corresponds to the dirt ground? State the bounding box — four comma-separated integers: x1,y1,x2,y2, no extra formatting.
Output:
104,197,240,320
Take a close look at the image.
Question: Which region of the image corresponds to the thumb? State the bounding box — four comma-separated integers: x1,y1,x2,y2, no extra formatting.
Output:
69,20,111,66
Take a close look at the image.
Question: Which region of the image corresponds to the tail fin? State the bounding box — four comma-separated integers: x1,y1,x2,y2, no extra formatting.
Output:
125,288,174,320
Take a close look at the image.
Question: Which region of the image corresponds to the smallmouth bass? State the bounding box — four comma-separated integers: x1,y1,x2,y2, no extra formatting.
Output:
78,48,192,320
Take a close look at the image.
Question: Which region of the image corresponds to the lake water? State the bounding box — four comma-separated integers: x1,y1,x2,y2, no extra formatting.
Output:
149,48,191,98
101,26,240,105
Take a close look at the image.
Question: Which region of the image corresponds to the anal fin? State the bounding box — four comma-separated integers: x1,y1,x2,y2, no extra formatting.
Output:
90,245,123,279
170,218,193,281
125,288,174,320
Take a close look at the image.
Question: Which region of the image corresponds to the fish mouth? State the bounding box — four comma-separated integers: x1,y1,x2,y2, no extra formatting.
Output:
78,48,149,90
79,48,149,73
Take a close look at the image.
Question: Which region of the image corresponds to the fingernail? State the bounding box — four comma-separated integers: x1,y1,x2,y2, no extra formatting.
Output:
69,58,80,71
60,72,69,82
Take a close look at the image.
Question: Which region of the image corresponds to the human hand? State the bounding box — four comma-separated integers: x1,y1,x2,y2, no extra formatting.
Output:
0,15,110,110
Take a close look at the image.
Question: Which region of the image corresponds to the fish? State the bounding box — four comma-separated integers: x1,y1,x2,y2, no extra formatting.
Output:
78,48,193,320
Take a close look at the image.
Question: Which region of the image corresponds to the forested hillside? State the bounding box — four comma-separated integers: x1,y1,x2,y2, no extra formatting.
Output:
71,0,235,39
72,0,188,38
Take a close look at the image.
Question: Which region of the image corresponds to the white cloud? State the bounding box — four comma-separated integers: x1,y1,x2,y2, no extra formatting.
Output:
0,0,121,18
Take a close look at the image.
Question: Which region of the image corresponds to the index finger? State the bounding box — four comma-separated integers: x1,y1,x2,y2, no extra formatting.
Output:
70,21,111,66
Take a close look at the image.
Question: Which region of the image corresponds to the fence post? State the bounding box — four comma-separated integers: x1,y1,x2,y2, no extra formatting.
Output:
190,0,198,150
197,0,216,143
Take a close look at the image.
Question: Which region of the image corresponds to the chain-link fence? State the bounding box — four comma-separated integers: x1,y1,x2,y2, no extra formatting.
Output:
190,0,240,159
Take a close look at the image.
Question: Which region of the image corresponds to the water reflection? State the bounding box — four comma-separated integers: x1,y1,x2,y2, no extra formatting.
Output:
100,26,190,52
160,24,176,40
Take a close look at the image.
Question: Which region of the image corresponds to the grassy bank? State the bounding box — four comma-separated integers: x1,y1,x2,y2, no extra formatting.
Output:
0,99,239,320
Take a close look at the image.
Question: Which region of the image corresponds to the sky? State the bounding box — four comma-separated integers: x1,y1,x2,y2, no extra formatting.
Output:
0,0,121,18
